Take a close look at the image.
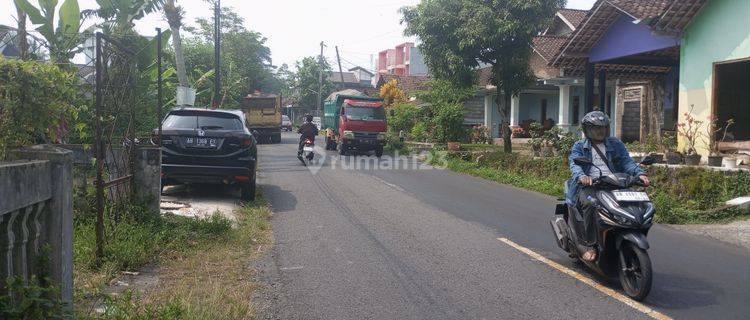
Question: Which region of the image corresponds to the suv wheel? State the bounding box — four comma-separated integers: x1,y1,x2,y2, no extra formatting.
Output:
240,173,257,201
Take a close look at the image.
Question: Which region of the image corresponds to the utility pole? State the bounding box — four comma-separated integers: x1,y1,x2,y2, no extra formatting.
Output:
335,46,345,90
212,0,221,109
317,41,325,114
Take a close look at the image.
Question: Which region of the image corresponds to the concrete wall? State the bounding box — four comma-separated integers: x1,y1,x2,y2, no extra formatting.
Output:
2,145,74,306
519,92,559,124
679,0,750,154
408,47,429,75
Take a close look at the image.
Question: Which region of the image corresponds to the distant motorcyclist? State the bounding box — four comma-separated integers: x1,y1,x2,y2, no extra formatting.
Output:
567,111,649,262
297,114,318,156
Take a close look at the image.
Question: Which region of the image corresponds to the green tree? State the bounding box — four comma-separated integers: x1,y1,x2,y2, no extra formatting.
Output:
183,7,276,108
292,56,334,110
402,0,563,152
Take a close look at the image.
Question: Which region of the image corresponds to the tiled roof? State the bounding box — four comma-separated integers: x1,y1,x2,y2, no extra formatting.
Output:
532,35,568,62
550,0,706,78
557,8,587,29
328,72,359,84
475,67,493,87
608,0,672,21
376,74,432,94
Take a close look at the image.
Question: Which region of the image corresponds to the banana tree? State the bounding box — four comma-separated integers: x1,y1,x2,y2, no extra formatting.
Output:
14,0,84,65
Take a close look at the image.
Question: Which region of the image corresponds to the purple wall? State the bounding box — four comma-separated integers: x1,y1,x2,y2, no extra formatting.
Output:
589,14,680,62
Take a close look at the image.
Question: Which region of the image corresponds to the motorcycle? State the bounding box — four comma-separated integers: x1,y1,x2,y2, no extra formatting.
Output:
550,155,656,301
298,138,315,165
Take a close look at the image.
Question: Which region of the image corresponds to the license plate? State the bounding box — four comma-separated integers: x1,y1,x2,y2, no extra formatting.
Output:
303,147,314,152
612,191,650,202
186,137,217,148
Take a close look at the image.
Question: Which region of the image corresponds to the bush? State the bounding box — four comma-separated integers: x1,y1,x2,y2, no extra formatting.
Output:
0,57,85,157
410,121,429,142
388,103,421,134
443,151,749,224
432,103,466,142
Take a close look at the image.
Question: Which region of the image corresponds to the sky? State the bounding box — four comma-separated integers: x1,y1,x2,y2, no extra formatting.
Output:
2,0,597,72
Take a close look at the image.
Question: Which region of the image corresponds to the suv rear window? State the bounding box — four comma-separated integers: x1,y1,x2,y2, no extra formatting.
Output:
163,113,243,130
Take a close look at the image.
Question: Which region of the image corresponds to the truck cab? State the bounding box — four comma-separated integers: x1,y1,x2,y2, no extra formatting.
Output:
323,93,387,157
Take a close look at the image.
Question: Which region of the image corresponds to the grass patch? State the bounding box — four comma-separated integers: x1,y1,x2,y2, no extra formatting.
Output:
433,151,749,225
74,197,272,319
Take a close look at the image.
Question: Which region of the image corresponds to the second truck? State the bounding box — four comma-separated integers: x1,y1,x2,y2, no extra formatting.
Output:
242,92,282,143
323,90,387,157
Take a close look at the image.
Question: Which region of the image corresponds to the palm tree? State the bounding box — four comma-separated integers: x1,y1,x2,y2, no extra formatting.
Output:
164,0,189,88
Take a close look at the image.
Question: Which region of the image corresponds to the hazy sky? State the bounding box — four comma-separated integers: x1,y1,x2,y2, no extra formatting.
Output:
2,0,596,71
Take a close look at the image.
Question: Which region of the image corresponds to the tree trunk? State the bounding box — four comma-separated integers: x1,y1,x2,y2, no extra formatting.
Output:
16,5,28,60
165,0,189,87
502,92,513,153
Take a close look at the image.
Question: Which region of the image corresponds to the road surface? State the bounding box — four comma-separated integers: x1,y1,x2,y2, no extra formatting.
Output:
253,132,750,319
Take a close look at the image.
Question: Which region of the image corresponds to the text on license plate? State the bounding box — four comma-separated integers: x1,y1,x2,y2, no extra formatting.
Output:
186,137,217,147
612,191,650,202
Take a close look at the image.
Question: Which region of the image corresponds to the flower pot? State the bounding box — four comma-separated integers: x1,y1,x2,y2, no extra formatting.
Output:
724,157,738,169
665,152,682,165
685,154,701,166
707,155,724,167
650,153,664,163
447,142,461,152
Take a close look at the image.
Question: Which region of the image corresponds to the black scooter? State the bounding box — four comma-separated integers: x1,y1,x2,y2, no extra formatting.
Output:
550,156,656,301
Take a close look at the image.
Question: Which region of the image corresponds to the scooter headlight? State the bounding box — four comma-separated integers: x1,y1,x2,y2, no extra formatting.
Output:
599,192,637,225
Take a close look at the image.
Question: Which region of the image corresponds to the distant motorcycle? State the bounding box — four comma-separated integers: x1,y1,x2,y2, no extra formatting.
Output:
298,138,315,166
550,155,656,301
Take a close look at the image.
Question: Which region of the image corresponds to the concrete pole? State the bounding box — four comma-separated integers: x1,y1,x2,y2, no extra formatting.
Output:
558,85,571,132
510,94,521,127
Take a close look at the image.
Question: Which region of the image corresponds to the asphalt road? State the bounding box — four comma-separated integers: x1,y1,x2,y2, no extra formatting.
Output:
254,132,750,320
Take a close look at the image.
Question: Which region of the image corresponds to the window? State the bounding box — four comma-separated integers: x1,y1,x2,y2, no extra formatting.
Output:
163,113,243,130
344,106,386,120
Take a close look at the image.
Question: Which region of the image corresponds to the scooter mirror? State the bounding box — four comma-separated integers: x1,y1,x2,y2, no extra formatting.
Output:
573,157,593,166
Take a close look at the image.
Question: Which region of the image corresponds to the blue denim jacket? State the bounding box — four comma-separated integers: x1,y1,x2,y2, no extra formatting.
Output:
566,137,644,205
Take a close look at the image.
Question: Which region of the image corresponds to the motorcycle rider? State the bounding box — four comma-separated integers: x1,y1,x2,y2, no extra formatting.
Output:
567,111,650,262
297,114,319,156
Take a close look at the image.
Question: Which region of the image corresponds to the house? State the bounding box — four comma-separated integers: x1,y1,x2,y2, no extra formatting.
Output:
328,71,372,91
467,8,593,138
348,66,375,87
676,0,750,155
375,42,428,76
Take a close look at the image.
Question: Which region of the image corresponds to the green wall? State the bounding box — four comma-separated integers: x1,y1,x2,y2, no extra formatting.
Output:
680,0,750,90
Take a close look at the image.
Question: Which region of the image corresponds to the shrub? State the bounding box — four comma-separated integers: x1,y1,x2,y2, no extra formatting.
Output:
445,150,749,224
432,103,466,142
388,103,421,134
410,121,429,142
0,57,86,157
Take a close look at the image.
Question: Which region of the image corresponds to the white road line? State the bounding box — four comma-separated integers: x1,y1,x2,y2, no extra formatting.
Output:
496,237,672,320
279,266,304,271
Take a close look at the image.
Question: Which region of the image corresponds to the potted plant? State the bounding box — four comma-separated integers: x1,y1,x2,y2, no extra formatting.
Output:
705,116,734,167
661,133,681,164
677,106,705,165
541,126,560,158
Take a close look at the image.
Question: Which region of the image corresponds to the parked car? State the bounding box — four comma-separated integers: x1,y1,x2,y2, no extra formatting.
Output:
281,115,293,131
155,108,257,201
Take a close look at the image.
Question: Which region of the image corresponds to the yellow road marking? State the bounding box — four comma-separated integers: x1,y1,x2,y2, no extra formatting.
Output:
496,237,672,320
